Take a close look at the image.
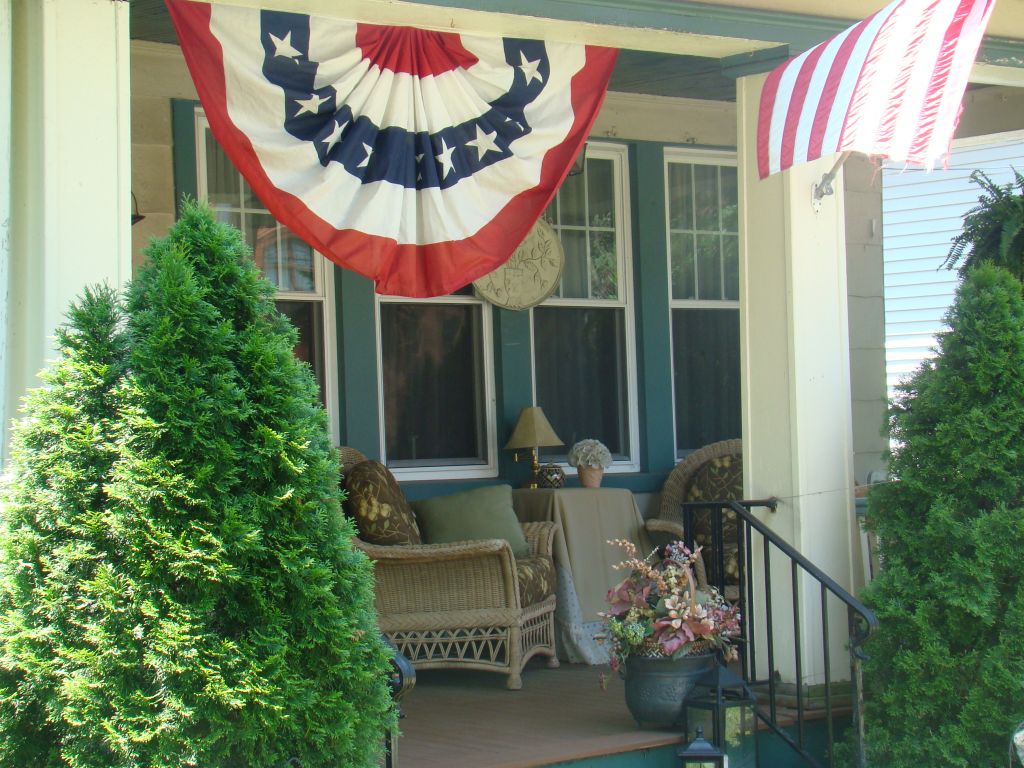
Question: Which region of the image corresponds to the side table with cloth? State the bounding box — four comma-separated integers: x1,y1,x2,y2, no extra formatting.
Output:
512,488,653,664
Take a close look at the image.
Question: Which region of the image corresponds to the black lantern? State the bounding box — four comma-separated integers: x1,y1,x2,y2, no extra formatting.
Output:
684,664,758,763
677,726,725,767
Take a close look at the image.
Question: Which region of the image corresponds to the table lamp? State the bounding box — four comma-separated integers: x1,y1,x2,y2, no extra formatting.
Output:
505,406,563,488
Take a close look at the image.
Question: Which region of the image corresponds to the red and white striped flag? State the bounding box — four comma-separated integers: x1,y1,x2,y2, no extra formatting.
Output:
757,0,995,179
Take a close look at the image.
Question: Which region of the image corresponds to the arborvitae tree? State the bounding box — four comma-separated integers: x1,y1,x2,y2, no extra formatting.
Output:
861,264,1024,767
0,201,393,767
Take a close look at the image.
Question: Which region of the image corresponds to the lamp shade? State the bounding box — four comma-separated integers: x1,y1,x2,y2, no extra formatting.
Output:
505,406,563,450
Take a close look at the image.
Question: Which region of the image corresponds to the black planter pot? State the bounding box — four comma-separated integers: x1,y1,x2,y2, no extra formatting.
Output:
623,651,717,728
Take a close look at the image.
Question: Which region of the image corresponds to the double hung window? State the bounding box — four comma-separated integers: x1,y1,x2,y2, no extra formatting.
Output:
665,149,741,454
377,291,496,480
195,111,338,440
534,143,637,470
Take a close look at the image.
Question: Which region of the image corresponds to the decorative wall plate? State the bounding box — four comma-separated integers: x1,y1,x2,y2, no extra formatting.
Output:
473,218,563,310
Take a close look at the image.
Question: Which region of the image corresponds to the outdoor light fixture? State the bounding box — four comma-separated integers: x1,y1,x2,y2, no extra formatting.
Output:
684,663,757,758
567,141,587,176
677,726,725,767
505,406,563,488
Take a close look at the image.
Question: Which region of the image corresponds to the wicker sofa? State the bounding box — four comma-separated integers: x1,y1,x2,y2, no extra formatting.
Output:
340,448,558,690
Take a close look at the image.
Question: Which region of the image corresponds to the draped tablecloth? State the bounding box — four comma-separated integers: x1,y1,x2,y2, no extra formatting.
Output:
512,488,654,665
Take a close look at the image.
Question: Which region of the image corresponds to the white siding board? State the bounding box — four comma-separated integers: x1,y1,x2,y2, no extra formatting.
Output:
882,133,1024,398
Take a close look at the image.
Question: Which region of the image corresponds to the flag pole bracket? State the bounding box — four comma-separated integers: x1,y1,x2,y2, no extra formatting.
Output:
812,151,853,210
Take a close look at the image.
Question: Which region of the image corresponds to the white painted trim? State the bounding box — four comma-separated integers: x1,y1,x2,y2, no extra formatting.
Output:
194,109,340,442
531,141,640,473
0,0,10,466
663,146,741,456
374,293,499,481
970,62,1024,88
951,128,1024,149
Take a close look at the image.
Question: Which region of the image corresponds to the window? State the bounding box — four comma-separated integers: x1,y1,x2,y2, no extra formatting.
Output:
195,111,339,441
534,143,638,470
665,149,741,454
376,290,496,480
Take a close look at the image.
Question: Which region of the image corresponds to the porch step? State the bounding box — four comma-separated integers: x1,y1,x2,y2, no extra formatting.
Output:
543,716,842,767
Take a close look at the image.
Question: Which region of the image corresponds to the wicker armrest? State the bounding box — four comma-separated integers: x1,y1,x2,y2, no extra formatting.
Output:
354,537,512,563
354,538,520,613
521,521,558,558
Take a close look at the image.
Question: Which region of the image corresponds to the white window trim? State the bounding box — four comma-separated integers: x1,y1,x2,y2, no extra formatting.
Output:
194,109,340,444
664,146,739,457
532,141,640,474
374,293,498,481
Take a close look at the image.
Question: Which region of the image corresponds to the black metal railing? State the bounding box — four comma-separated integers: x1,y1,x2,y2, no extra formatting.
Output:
679,499,878,768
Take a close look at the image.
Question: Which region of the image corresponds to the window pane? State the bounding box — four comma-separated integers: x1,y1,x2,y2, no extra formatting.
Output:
694,165,720,231
672,308,741,452
723,235,739,300
668,163,693,230
534,307,628,458
696,234,722,300
381,303,486,465
559,229,589,299
559,171,587,226
671,232,696,300
204,131,240,208
277,300,325,405
587,158,615,228
246,213,280,285
213,209,240,231
721,166,738,233
279,231,315,293
590,230,618,300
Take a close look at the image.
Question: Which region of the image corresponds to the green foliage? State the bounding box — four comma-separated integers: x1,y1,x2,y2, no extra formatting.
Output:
0,201,394,767
944,169,1024,282
861,265,1024,767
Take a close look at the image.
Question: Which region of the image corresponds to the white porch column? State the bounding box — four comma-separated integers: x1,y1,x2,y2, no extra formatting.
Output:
736,73,858,685
3,0,131,465
0,0,11,466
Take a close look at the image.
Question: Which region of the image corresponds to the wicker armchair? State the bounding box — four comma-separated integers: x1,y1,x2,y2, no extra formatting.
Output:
340,448,558,690
647,439,743,596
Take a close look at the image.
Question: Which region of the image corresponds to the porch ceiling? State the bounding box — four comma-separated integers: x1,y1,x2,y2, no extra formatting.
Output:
129,0,1024,97
129,0,742,101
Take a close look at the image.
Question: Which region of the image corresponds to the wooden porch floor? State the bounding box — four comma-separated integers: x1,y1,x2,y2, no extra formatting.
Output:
395,660,685,768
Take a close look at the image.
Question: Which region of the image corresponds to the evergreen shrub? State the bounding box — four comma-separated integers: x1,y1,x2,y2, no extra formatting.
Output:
861,264,1024,767
0,201,394,767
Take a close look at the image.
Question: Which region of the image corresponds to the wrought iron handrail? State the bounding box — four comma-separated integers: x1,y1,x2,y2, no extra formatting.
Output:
679,499,878,768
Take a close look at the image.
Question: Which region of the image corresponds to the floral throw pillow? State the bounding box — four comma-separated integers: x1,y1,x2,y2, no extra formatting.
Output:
343,460,422,546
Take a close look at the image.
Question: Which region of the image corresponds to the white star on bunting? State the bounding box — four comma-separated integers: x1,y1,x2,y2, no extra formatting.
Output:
295,92,330,116
436,138,456,179
269,31,301,59
518,51,544,85
466,125,500,160
321,119,348,152
357,142,374,168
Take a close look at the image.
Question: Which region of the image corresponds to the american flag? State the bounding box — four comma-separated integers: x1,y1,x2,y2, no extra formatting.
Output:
757,0,995,180
166,0,616,297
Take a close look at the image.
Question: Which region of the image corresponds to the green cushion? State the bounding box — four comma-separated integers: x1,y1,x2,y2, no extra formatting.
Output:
412,485,529,558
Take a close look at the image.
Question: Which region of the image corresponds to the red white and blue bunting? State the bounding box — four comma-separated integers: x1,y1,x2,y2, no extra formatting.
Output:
167,0,617,297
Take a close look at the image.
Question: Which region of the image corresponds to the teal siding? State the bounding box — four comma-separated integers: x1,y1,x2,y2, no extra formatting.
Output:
631,142,675,476
171,99,198,211
337,269,381,458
